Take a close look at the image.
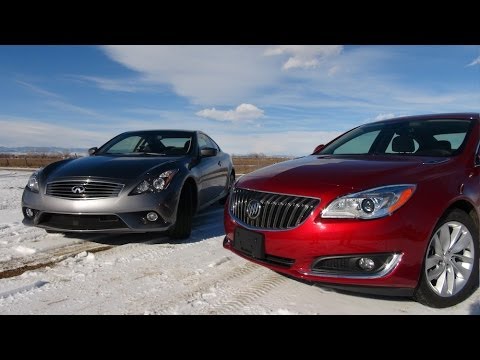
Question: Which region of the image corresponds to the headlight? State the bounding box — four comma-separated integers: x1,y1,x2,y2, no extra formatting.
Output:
321,184,416,219
26,170,40,193
131,169,179,195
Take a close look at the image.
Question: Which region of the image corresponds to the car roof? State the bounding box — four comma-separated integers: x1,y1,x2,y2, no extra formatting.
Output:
119,129,197,135
372,113,479,125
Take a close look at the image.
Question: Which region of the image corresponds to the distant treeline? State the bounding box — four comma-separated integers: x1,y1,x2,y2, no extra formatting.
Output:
0,152,292,174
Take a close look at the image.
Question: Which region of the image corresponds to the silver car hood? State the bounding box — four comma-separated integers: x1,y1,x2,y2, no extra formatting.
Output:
46,155,178,180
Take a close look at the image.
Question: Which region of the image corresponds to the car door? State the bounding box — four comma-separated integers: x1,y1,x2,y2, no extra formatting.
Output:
196,133,228,207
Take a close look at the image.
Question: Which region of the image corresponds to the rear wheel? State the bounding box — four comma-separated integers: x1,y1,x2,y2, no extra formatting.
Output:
168,184,193,240
414,209,479,308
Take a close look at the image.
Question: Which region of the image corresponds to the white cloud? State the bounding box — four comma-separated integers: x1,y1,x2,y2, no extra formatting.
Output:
467,56,480,66
16,80,62,99
72,75,153,93
264,45,343,70
102,45,278,104
374,113,396,121
196,103,264,122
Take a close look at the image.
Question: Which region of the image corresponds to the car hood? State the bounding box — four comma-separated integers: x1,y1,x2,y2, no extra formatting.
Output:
45,155,178,181
237,155,454,198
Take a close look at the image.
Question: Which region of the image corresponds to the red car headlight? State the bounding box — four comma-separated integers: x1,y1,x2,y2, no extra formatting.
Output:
321,184,416,219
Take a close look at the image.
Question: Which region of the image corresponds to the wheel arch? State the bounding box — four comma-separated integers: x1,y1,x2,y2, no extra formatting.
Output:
182,176,198,214
443,199,479,234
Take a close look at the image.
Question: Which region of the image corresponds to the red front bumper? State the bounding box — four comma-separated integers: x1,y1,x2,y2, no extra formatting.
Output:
223,202,431,291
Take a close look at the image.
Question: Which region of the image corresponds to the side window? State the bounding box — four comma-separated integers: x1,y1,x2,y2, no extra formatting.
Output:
475,142,480,166
333,130,380,154
198,134,217,150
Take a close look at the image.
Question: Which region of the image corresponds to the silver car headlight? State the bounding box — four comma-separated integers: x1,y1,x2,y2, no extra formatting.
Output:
131,169,179,195
26,170,41,193
321,184,416,219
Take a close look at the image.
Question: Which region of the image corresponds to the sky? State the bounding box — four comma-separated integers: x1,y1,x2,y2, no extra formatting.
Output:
0,45,479,156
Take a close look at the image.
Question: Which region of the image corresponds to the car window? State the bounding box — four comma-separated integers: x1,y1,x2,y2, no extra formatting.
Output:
105,136,142,154
433,134,465,151
198,134,217,150
385,136,420,154
321,119,473,157
332,130,380,154
99,132,193,156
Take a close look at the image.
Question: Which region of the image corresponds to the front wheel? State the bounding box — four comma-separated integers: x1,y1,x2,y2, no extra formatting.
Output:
168,185,193,240
414,209,479,308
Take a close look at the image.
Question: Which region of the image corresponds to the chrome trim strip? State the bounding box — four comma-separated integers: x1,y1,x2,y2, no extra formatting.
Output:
300,253,403,279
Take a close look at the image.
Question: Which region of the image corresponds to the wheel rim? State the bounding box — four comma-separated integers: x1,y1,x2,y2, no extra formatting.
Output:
425,221,475,297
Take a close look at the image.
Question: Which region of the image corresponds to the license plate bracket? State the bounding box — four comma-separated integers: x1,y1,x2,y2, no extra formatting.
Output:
233,227,265,259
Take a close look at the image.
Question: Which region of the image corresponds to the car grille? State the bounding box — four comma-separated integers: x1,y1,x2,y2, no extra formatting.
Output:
46,180,124,199
229,188,320,230
38,213,128,230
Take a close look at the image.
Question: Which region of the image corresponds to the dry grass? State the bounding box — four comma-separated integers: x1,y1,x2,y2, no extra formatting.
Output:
232,156,292,174
0,153,292,174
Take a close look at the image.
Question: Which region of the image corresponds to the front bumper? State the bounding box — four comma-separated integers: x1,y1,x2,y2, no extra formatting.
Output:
223,203,431,290
22,185,180,233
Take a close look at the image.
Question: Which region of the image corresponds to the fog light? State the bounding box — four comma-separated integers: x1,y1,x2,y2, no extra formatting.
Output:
146,212,159,222
25,208,35,218
358,257,375,271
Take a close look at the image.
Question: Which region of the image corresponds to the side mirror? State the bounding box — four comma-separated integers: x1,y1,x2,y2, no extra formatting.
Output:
313,144,325,154
200,147,218,157
88,147,98,156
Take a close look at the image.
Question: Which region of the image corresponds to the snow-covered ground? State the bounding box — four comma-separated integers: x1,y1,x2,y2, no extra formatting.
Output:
0,169,479,315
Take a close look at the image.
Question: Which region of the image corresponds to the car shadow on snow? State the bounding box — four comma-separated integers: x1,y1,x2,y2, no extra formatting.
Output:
62,203,226,246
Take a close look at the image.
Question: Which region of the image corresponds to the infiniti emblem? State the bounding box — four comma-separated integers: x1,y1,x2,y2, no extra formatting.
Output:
71,186,86,194
246,199,261,220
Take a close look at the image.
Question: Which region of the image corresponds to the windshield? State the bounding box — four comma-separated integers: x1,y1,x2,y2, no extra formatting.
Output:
319,119,473,157
98,131,193,156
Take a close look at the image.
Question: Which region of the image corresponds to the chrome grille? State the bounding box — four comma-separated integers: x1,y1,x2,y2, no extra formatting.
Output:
230,188,320,230
46,180,124,199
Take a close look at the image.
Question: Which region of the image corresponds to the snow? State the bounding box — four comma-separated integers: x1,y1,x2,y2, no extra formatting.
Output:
0,169,479,314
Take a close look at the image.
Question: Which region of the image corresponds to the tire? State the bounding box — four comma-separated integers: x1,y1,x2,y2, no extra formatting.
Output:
414,209,479,308
168,184,193,240
219,172,235,205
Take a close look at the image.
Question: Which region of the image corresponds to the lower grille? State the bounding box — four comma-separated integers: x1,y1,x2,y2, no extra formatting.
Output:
264,254,295,268
230,188,320,230
38,213,128,230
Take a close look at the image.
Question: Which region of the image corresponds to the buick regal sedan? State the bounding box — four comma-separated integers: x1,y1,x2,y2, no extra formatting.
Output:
22,130,234,239
224,113,480,307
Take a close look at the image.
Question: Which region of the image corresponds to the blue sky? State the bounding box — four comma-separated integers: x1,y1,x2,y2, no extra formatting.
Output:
0,45,479,155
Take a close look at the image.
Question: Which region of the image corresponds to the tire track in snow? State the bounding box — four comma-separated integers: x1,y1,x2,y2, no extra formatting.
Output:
201,272,288,314
147,261,260,314
0,242,113,279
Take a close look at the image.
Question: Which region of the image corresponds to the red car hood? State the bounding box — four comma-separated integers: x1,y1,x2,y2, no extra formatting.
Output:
237,155,454,199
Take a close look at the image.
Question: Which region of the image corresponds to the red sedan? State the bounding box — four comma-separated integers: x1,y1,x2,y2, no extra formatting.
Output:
224,113,479,307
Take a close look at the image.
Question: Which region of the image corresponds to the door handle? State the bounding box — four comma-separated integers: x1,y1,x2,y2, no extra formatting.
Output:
218,161,222,166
